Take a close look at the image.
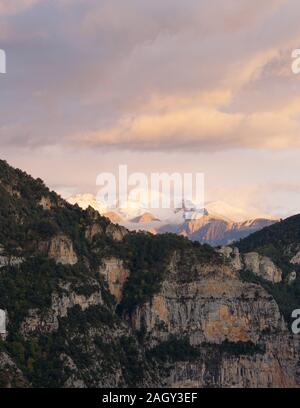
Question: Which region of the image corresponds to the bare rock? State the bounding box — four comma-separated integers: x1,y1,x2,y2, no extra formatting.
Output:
217,246,242,270
287,271,297,284
39,234,78,265
38,196,53,210
0,251,24,269
106,224,127,241
130,253,297,388
20,282,103,336
243,252,282,283
99,258,129,303
290,251,300,265
85,223,103,241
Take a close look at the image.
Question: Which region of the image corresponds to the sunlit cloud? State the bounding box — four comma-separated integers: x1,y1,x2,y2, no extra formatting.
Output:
0,0,40,16
1,0,300,217
72,50,300,152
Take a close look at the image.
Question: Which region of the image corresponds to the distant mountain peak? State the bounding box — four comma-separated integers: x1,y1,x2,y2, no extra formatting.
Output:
104,211,125,224
67,193,277,246
131,212,160,223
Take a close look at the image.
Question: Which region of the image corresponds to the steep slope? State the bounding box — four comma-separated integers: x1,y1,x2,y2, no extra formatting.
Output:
156,212,276,246
0,160,149,387
234,215,300,324
130,251,298,387
131,212,160,223
68,194,276,246
0,159,299,388
178,216,276,245
103,211,125,224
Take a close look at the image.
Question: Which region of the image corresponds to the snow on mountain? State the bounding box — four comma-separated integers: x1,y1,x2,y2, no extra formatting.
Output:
66,193,278,246
103,211,125,224
67,193,108,214
204,200,273,223
131,212,160,223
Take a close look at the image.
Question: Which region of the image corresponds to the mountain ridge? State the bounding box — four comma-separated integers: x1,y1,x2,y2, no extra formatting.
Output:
67,194,277,246
0,159,299,388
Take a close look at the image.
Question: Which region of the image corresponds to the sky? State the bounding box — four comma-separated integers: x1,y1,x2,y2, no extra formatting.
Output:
1,0,300,218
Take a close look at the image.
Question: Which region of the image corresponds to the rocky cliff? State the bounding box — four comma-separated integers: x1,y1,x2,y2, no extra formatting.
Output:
128,250,298,388
68,194,276,246
177,216,276,246
0,159,299,388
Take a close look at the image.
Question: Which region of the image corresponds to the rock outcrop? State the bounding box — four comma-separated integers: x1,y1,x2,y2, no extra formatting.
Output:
290,251,300,265
20,282,103,336
39,235,78,265
130,252,298,388
0,159,299,389
98,258,129,303
106,224,127,241
218,247,282,283
243,252,282,283
85,223,103,241
0,246,24,269
39,196,53,210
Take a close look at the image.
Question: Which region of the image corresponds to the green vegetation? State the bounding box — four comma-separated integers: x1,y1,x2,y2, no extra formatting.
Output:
3,333,67,388
119,335,147,386
1,158,298,387
147,336,265,366
235,214,300,325
212,340,265,356
0,257,98,330
118,233,222,313
236,215,300,277
0,159,110,260
240,269,300,325
147,336,201,363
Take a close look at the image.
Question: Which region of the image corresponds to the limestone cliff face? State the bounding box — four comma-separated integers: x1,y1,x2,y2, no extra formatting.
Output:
0,245,24,269
38,196,53,210
38,235,78,265
131,268,281,346
243,253,282,283
98,258,129,304
128,251,298,388
290,250,300,265
1,159,299,389
15,276,155,388
85,223,103,241
168,350,298,388
85,222,127,243
218,247,282,283
106,224,127,241
20,282,103,336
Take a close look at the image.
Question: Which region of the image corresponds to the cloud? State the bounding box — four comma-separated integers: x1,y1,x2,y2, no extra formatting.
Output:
72,100,300,151
0,0,300,152
72,49,300,151
0,0,39,16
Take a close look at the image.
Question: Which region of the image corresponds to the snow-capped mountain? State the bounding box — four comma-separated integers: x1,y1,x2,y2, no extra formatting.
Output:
131,212,160,223
67,194,277,246
67,194,108,214
175,215,276,246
